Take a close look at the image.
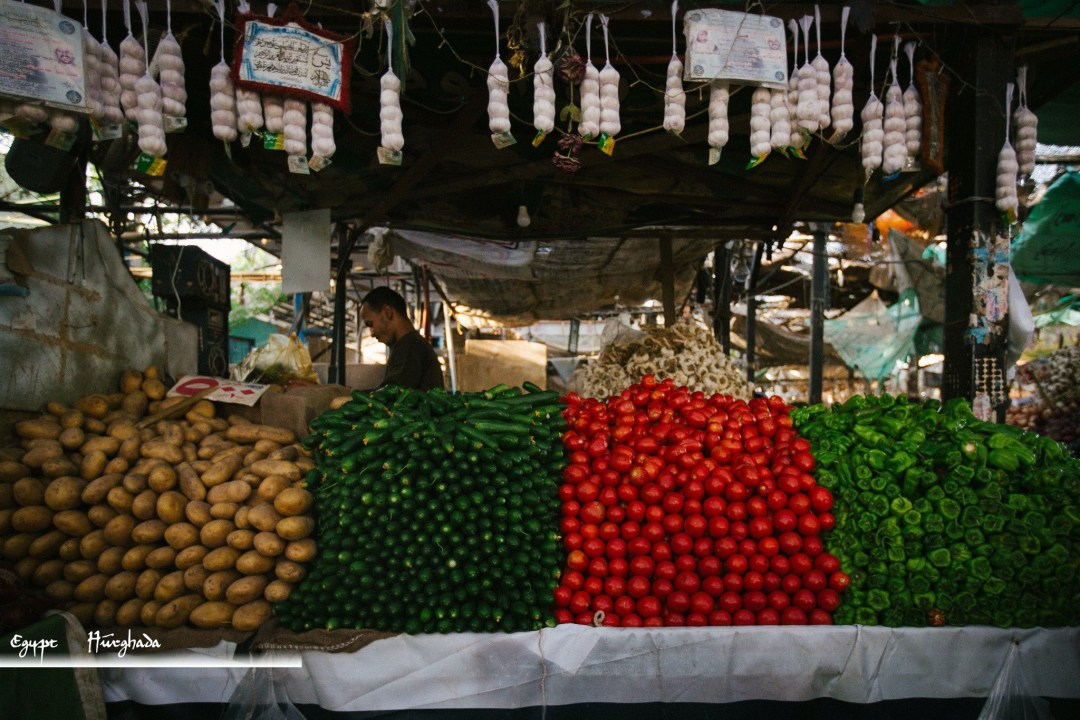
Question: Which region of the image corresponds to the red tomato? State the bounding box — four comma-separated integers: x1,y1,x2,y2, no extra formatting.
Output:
828,571,850,592
553,586,572,607
588,557,609,578
789,553,813,576
606,538,628,559
642,522,666,544
788,494,811,516
564,533,584,552
622,613,644,627
708,516,731,538
725,554,748,574
738,539,758,558
554,609,574,624
562,501,581,517
592,594,614,613
782,573,802,594
664,612,686,627
569,591,591,614
703,496,726,517
792,451,815,472
669,532,693,555
762,571,782,592
708,610,733,625
687,612,708,627
662,493,685,514
614,595,636,616
746,496,768,518
778,475,801,495
778,532,803,556
793,589,817,612
749,516,773,539
757,608,780,625
809,609,832,625
719,591,742,613
726,502,747,522
563,571,584,591
743,591,767,612
774,510,797,533
643,617,664,628
770,555,791,575
816,589,840,612
559,484,577,502
676,554,698,573
609,558,629,578
758,536,780,557
715,537,739,559
818,512,836,531
748,554,771,574
626,501,647,522
652,579,673,601
637,596,662,618
651,542,673,563
583,538,605,558
584,576,604,596
628,537,652,557
629,556,655,577
567,550,588,571
703,575,725,597
604,576,627,598
666,590,690,613
640,484,664,506
689,592,714,614
655,560,678,581
696,556,720,577
723,572,744,593
743,571,764,592
674,572,701,594
581,524,600,540
645,505,666,523
684,481,705,501
598,487,619,506
781,607,807,625
627,576,651,599
767,490,789,511
767,590,791,612
814,553,840,574
694,538,714,557
684,514,708,538
620,521,641,541
582,502,606,524
802,536,824,557
662,514,684,534
733,609,756,626
617,485,639,504
809,487,833,513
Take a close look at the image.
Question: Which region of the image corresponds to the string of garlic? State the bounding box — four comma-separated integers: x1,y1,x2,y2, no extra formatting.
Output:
750,86,772,159
233,0,263,134
662,1,684,135
707,81,729,150
830,6,854,141
485,0,511,135
812,4,830,130
261,4,285,133
902,41,922,163
787,19,803,150
283,98,307,156
45,0,78,133
770,87,791,151
133,0,166,156
1014,66,1037,179
99,0,125,127
380,18,404,151
860,34,883,176
209,0,237,142
882,48,906,175
996,83,1018,216
598,14,621,138
153,0,186,120
13,101,47,125
311,102,335,159
579,13,600,139
796,16,819,133
119,0,145,122
82,0,104,123
533,22,555,134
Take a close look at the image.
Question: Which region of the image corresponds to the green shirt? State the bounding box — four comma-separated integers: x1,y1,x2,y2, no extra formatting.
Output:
382,330,444,391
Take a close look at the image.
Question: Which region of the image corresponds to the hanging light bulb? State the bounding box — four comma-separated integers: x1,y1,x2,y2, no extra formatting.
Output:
837,268,845,287
516,205,531,228
852,203,865,224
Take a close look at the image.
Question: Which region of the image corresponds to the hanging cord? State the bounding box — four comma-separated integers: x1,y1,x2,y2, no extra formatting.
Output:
815,4,823,57
869,34,878,99
800,15,812,66
386,16,393,72
585,12,594,65
788,18,798,79
101,0,109,43
1004,82,1014,145
539,21,546,58
135,1,149,65
1017,66,1028,108
840,6,850,60
670,0,678,59
600,14,611,66
904,41,916,90
165,0,172,35
486,0,500,59
213,0,226,62
122,0,131,36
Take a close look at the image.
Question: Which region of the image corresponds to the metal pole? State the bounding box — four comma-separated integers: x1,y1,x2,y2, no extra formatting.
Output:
809,229,828,404
355,304,362,363
658,238,676,327
443,301,458,392
713,242,731,355
745,242,764,386
569,318,580,355
329,260,351,385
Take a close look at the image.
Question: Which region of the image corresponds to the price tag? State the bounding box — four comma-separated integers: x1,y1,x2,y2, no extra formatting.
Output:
0,116,42,138
263,132,285,150
44,128,77,151
133,153,167,176
241,131,253,148
532,130,547,147
491,130,517,149
597,132,615,156
224,140,233,160
287,154,310,174
167,375,269,406
745,153,767,170
377,146,402,166
708,147,722,166
98,123,122,140
308,154,332,172
163,116,187,133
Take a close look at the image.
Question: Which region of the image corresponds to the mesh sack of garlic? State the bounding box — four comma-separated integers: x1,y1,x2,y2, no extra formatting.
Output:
571,319,753,400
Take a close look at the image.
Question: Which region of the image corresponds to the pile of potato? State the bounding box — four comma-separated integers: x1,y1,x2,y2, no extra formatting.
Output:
0,368,317,632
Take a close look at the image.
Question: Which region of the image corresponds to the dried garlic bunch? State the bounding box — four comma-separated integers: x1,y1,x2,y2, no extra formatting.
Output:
796,16,819,133
598,15,621,138
99,1,125,127
708,81,729,151
996,83,1018,216
380,19,404,151
882,56,906,175
787,20,804,150
662,2,684,135
903,42,922,162
812,5,830,131
485,0,510,135
830,7,854,140
209,0,237,142
750,87,772,159
261,4,285,133
119,0,145,122
579,13,601,139
861,35,883,176
82,1,104,123
1014,66,1037,179
133,1,166,157
533,22,555,135
234,1,263,134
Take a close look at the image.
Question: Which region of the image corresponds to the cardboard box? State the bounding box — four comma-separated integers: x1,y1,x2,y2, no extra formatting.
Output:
226,384,351,439
456,340,547,393
311,363,386,390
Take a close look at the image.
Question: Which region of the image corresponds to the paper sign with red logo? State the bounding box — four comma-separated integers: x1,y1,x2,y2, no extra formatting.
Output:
167,376,269,406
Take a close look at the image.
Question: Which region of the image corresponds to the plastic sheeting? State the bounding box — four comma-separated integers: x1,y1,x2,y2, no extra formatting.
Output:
383,233,713,327
825,290,923,380
1012,171,1080,285
100,625,1080,711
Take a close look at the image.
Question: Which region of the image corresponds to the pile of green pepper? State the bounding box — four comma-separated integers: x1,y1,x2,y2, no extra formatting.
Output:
275,382,566,634
792,394,1080,628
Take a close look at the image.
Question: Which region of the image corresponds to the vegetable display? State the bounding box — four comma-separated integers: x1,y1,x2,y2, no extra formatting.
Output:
554,377,846,627
794,394,1080,628
277,383,566,634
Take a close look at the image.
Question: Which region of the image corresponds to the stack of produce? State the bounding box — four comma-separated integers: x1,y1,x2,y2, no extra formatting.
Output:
574,319,752,401
1008,401,1080,454
0,368,316,631
553,376,847,627
278,383,565,634
794,394,1080,628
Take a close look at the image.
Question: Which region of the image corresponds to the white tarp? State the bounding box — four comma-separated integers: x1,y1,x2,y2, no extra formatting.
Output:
100,625,1080,711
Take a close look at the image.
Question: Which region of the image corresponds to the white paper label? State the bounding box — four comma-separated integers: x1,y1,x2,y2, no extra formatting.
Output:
0,1,87,111
683,10,788,89
167,375,269,406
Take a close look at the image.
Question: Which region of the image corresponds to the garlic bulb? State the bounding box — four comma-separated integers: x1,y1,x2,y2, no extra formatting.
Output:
1014,67,1037,179
787,19,803,150
14,102,48,125
882,66,906,175
831,57,854,139
236,87,264,133
750,86,772,158
707,81,729,149
151,0,185,120
902,42,922,162
311,101,335,158
48,109,80,134
597,15,620,138
99,0,124,128
769,89,791,150
533,22,555,134
662,3,684,134
261,5,284,133
133,1,166,157
860,35,883,174
796,17,819,133
283,97,307,156
485,0,510,135
119,0,144,122
380,71,404,151
580,61,601,139
83,19,104,122
996,83,1018,215
209,62,237,142
812,5,830,130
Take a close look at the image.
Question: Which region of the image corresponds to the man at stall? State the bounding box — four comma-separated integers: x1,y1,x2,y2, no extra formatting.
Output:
360,286,445,391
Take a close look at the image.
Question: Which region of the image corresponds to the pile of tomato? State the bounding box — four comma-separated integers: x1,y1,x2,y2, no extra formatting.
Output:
552,376,849,627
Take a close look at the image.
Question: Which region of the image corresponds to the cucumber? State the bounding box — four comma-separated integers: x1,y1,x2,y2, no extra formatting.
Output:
471,420,532,437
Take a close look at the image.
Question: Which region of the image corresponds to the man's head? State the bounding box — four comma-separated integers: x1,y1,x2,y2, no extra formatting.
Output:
360,286,413,345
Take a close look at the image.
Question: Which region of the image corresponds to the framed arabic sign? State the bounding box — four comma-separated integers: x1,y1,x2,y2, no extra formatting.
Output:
683,9,788,89
232,3,354,113
0,0,87,111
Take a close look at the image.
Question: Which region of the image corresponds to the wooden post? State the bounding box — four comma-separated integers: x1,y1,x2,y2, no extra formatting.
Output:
659,238,676,327
809,229,828,405
745,243,764,386
713,242,731,354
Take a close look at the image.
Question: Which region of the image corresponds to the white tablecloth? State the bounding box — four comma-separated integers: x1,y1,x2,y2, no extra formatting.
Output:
101,625,1080,711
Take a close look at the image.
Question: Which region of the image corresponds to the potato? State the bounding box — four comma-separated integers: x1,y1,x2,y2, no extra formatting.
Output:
243,451,266,467
272,487,312,518
131,489,159,520
59,427,86,451
14,557,39,583
116,598,148,626
156,491,188,524
80,451,108,481
22,444,64,470
141,440,183,465
135,569,163,599
29,530,68,559
268,446,298,462
119,437,142,463
0,461,30,483
163,523,198,550
121,544,157,571
145,546,177,570
250,459,301,481
148,464,177,493
121,391,149,418
3,533,39,560
73,395,109,420
226,575,268,605
234,506,251,530
254,439,282,455
106,392,127,410
174,462,205,502
206,417,229,433
226,424,296,446
253,531,286,558
188,600,235,629
210,444,248,465
15,418,63,440
87,504,118,528
45,579,75,601
105,571,139,601
247,503,282,533
103,514,136,547
42,458,78,479
175,545,209,570
155,594,203,628
94,599,120,626
190,459,211,474
202,547,242,572
199,519,236,549
74,573,109,602
264,580,293,603
275,559,306,583
232,600,273,631
295,457,316,473
0,484,12,508
239,474,263,490
43,477,85,511
81,473,122,505
12,506,54,533
226,529,256,551
282,538,316,565
189,400,215,420
108,420,140,442
120,369,144,394
60,409,83,429
253,477,287,504
140,599,163,626
131,519,167,545
329,396,351,410
106,486,134,514
32,559,66,587
96,546,127,574
0,508,12,533
84,418,106,434
13,477,46,506
138,428,156,443
198,441,234,460
79,530,108,560
64,559,98,584
202,570,242,600
153,571,187,603
207,480,251,505
182,564,211,593
201,455,243,489
235,550,275,575
58,537,81,561
184,426,205,444
142,378,166,400
53,510,93,541
81,436,121,457
185,500,212,528
210,503,239,520
159,423,184,447
103,457,129,476
276,516,315,541
122,472,149,494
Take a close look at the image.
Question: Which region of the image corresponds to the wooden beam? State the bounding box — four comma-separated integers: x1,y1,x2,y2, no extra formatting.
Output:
658,238,676,326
